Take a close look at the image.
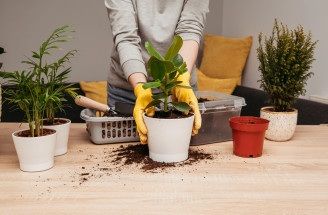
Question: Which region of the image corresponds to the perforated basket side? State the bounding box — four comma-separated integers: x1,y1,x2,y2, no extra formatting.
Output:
81,108,139,144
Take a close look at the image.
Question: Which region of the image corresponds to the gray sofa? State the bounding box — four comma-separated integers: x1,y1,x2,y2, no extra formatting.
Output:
1,83,328,125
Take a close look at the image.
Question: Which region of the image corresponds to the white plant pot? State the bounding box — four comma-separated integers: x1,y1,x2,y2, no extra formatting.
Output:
12,129,57,172
260,106,298,141
43,118,71,156
143,113,194,163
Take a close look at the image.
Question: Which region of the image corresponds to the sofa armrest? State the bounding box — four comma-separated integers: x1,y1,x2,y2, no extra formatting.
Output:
1,82,85,123
232,85,328,125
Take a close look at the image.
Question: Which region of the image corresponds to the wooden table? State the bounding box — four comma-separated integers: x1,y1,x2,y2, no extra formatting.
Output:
0,123,328,215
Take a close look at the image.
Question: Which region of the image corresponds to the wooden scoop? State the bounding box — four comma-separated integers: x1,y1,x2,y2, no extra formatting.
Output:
75,95,134,115
75,95,116,114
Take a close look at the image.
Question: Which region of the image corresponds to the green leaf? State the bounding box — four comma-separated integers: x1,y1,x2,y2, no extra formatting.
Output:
177,62,187,74
21,61,36,66
165,83,176,90
55,40,68,43
145,41,164,60
32,51,40,59
169,71,178,80
145,99,162,110
171,54,183,67
46,46,60,50
170,102,191,112
142,81,161,90
165,35,183,60
175,85,194,89
152,93,168,100
148,56,174,81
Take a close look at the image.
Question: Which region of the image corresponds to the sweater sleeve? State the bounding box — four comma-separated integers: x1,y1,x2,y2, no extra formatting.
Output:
175,0,209,44
105,0,147,80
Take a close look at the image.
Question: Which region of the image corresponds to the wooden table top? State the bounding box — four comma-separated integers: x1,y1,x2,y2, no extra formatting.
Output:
0,123,327,215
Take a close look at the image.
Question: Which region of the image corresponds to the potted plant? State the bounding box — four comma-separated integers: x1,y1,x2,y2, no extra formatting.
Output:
24,25,78,156
0,61,57,172
141,35,195,163
0,25,77,171
257,19,318,141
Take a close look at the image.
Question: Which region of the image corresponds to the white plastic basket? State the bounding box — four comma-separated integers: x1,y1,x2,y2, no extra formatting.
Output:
80,108,139,144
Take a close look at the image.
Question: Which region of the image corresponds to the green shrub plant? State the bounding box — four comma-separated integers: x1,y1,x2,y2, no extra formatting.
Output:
257,19,318,112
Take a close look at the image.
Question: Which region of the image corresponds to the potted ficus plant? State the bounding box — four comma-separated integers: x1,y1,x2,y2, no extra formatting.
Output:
141,35,194,163
26,25,78,156
257,19,318,141
0,25,77,171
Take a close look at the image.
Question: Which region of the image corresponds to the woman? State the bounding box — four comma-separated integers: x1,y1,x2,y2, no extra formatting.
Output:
105,0,209,144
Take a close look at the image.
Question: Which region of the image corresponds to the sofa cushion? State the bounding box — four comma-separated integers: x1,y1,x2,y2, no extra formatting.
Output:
79,81,107,105
200,34,253,86
196,68,237,94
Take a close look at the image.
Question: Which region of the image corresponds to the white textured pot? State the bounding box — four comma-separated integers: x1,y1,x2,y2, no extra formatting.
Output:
12,129,57,172
260,107,298,141
43,118,71,156
143,113,194,163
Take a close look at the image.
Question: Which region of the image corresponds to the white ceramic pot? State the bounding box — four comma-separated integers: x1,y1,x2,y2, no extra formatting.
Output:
12,129,57,172
260,107,298,141
43,118,71,156
143,113,194,163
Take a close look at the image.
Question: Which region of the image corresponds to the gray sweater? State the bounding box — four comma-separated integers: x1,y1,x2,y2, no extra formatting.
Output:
105,0,209,91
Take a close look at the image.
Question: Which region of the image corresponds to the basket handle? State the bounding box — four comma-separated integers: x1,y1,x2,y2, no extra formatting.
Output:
75,95,109,113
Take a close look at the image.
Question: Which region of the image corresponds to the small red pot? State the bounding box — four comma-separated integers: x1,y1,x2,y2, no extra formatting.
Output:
229,116,269,158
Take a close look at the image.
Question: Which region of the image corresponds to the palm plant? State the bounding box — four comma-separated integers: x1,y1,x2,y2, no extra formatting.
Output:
22,25,78,125
0,25,78,136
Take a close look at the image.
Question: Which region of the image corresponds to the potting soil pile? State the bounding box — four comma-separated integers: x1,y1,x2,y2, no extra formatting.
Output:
112,144,213,171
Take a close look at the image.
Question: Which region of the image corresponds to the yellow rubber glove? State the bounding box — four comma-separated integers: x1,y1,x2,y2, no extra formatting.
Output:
171,72,201,136
133,84,155,144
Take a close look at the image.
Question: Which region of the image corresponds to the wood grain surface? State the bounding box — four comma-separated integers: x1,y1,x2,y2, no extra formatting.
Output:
0,123,327,215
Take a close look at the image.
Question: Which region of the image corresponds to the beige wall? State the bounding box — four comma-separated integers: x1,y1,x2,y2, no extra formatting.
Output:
1,0,113,82
221,0,328,99
0,0,222,83
2,0,326,99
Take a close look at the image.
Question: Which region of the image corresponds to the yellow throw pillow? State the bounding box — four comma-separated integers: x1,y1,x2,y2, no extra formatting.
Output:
79,81,107,105
200,34,253,85
196,68,238,95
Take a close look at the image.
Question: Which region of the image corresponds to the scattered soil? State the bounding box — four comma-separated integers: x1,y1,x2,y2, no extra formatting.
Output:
153,110,193,119
72,144,215,186
15,128,56,137
103,112,133,118
42,118,70,125
112,144,213,172
198,97,213,103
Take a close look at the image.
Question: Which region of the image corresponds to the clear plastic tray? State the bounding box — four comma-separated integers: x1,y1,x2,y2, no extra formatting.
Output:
191,91,246,145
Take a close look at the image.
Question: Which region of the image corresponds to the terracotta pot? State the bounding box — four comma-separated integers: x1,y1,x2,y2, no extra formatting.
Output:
260,107,298,141
229,116,269,158
43,118,71,156
143,113,194,163
12,129,57,172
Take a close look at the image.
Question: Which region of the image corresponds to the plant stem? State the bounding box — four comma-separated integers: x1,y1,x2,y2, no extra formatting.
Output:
164,73,170,112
